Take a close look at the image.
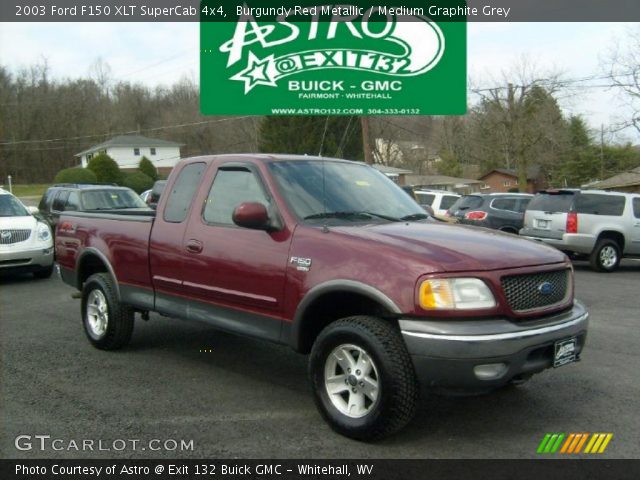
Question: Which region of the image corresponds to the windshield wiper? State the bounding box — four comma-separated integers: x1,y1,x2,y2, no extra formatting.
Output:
400,213,430,221
303,211,400,222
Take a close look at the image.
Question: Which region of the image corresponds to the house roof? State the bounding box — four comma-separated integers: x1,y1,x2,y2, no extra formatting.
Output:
587,165,640,189
372,164,413,175
75,135,183,156
479,166,542,181
405,174,484,186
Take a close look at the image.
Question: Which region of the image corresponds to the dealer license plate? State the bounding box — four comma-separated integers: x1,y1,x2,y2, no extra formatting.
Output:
554,337,577,367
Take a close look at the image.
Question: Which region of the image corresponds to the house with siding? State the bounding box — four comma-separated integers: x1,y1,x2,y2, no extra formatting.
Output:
76,135,183,175
478,166,547,193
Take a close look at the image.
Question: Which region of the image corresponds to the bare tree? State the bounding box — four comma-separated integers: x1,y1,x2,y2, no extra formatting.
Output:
604,26,640,134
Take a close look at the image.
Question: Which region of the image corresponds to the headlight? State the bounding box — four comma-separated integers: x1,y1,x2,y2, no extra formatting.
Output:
37,222,51,242
419,278,496,310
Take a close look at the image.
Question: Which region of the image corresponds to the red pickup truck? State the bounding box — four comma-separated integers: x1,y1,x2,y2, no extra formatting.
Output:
56,154,589,440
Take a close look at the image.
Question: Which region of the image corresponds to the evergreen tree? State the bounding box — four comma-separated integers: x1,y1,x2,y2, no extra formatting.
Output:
138,156,158,181
259,116,363,160
87,153,122,184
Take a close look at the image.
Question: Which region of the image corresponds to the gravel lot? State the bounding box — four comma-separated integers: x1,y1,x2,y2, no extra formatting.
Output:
1,260,639,459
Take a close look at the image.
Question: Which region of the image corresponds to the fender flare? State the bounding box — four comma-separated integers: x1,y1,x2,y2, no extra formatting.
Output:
289,280,401,351
75,247,120,299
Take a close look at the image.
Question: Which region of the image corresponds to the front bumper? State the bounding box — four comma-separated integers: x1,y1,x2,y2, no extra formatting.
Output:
0,246,54,272
400,301,589,391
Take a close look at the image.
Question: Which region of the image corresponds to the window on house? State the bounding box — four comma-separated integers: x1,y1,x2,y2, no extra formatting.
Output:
86,154,93,161
99,149,106,155
481,184,490,189
503,180,511,187
150,148,156,155
134,148,140,156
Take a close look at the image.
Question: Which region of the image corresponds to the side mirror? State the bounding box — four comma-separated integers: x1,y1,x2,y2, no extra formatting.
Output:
27,206,39,215
232,202,270,230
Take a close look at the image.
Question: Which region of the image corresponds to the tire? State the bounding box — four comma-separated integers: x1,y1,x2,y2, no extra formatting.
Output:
309,316,418,441
33,265,54,279
81,273,134,350
589,239,621,272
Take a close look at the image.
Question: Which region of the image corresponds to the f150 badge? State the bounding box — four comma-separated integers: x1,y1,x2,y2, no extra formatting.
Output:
200,1,466,115
290,256,312,272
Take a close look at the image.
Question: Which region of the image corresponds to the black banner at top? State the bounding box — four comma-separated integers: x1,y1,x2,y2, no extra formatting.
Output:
2,0,640,22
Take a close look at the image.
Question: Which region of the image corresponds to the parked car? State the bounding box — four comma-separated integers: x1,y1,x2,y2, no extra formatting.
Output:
55,155,588,440
520,189,640,272
143,180,166,209
414,189,460,216
140,189,152,203
447,193,533,233
0,187,54,278
38,184,150,230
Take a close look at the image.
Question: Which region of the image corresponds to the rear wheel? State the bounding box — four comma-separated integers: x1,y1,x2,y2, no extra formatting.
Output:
309,316,418,440
589,239,621,272
82,273,134,350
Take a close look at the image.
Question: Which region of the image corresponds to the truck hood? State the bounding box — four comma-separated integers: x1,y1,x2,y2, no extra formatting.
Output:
332,221,567,272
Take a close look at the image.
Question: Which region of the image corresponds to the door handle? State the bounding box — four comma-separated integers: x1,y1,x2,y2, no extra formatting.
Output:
185,239,203,254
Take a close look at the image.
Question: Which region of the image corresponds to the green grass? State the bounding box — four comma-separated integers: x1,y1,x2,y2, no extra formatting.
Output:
5,184,50,197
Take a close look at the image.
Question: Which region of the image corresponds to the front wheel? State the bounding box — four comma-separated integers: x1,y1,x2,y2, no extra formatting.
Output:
309,316,418,441
81,273,134,350
589,239,621,272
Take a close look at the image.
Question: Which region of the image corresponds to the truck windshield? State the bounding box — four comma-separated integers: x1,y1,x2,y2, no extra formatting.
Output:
268,160,427,222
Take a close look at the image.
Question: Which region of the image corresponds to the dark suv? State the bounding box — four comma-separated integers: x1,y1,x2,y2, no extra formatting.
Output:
38,184,149,230
447,193,533,233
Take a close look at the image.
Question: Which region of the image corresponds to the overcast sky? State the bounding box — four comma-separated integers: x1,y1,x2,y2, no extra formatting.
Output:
1,21,638,142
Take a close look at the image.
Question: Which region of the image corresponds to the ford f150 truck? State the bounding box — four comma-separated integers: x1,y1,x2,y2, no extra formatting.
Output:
56,155,589,440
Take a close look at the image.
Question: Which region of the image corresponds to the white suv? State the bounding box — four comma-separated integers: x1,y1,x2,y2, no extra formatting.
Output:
414,189,461,216
0,188,54,278
520,189,640,272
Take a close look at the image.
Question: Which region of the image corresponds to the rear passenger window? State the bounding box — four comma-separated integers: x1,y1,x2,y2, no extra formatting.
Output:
415,193,435,207
575,194,625,216
440,195,459,210
203,168,269,225
491,198,517,211
633,198,640,219
65,192,80,211
39,189,56,211
163,163,206,223
52,191,69,212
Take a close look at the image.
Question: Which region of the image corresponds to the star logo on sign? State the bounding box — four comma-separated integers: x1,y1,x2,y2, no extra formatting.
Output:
230,52,278,93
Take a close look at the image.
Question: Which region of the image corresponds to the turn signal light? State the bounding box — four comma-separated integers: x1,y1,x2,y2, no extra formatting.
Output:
566,211,578,234
464,211,487,221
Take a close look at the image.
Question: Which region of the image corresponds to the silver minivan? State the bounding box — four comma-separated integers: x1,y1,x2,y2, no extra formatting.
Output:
520,189,640,272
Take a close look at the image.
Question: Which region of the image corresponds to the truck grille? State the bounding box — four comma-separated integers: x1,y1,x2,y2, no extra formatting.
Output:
0,229,31,245
501,269,570,313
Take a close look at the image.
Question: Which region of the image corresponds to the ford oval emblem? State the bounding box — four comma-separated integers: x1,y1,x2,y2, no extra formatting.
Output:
538,282,554,296
1,231,11,240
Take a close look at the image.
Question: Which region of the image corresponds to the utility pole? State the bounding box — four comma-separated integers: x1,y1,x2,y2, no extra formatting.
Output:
600,124,605,180
361,116,373,165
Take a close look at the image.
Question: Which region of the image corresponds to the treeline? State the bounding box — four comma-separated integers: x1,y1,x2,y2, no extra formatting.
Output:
1,62,639,187
0,63,259,183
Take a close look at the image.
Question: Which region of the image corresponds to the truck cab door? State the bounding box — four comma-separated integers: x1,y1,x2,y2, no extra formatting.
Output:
181,163,292,341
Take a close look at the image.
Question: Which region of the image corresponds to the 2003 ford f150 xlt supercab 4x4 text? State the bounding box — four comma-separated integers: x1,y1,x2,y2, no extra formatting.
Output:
56,155,589,440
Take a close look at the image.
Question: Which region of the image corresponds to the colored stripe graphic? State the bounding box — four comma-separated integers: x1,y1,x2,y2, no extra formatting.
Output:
537,433,565,453
538,433,613,454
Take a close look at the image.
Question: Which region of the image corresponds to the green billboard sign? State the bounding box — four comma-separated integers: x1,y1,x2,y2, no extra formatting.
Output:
200,1,467,115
